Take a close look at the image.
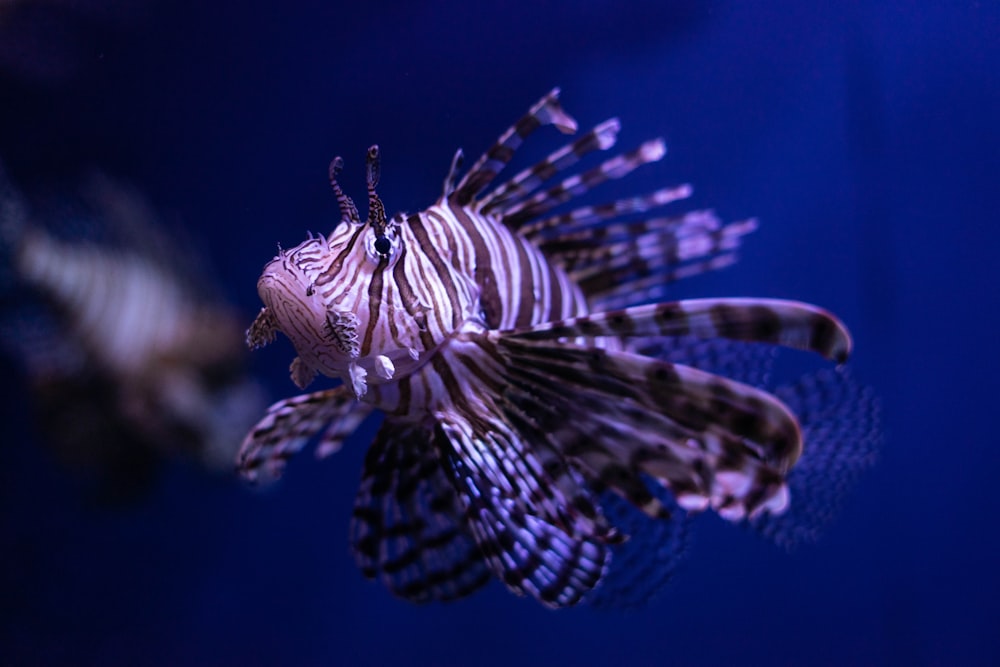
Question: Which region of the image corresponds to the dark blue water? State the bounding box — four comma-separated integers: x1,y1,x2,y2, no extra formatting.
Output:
1,1,997,665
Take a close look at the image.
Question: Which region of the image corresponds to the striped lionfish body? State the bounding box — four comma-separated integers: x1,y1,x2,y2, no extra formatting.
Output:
239,89,853,607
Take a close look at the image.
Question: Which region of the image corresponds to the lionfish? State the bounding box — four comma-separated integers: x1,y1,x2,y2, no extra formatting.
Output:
238,89,858,608
0,168,265,501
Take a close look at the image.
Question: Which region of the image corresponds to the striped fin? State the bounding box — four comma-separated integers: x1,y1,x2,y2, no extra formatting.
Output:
501,139,667,229
630,335,778,390
521,183,693,240
589,255,740,311
451,88,578,206
479,118,621,215
435,408,614,607
536,208,721,257
236,386,371,483
546,215,758,308
501,297,853,363
349,420,491,603
493,335,805,520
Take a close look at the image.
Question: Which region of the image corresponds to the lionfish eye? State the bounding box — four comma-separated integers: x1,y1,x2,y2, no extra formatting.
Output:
374,235,391,257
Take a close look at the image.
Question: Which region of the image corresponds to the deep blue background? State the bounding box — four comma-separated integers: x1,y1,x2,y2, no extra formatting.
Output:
1,1,997,665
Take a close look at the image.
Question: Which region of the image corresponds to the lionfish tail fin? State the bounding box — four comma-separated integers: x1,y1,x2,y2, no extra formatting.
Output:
451,88,578,206
236,386,371,484
489,329,803,523
350,420,492,603
751,366,882,549
502,297,852,363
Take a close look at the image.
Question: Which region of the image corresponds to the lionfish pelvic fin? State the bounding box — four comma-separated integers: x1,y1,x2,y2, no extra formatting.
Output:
236,386,372,484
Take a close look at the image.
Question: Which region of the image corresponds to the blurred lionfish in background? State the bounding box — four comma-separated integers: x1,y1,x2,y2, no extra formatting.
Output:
238,89,879,608
0,166,266,502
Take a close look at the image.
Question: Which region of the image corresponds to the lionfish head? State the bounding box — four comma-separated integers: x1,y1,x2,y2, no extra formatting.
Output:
252,146,441,396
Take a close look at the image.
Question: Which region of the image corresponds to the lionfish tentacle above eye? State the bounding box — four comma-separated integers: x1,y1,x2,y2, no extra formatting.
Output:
365,145,388,238
329,156,361,224
241,88,876,609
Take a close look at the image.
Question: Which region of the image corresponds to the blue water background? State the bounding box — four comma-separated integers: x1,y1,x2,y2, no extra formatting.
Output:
1,1,997,665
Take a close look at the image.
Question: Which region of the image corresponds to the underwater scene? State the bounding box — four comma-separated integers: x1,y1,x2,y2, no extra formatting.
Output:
1,1,996,666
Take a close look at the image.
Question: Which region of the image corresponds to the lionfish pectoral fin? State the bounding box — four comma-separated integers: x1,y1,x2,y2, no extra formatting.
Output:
349,419,491,603
236,385,370,483
433,406,615,608
491,331,804,522
246,306,278,350
503,297,853,363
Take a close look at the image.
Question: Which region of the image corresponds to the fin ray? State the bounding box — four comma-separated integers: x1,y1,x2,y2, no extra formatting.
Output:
349,420,491,603
501,298,853,363
236,386,370,483
433,403,614,607
451,88,578,206
493,334,804,519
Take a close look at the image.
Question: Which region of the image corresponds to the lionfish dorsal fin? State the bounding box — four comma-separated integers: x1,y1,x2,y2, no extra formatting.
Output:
478,117,621,215
440,148,464,200
450,88,578,207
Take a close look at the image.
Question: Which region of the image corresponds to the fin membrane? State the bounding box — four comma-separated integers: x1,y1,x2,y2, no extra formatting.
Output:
236,386,371,483
434,404,615,608
349,419,491,603
491,332,805,521
501,297,853,363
